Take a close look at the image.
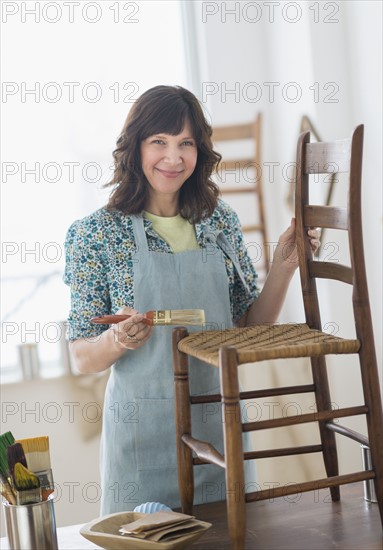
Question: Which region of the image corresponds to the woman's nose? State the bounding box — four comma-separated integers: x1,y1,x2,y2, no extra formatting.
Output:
163,146,182,164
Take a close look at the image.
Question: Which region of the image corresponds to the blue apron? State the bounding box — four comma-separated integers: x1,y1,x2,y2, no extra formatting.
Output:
100,215,250,514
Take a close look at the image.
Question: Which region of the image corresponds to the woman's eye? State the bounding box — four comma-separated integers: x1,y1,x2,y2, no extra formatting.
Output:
182,140,195,146
152,139,165,145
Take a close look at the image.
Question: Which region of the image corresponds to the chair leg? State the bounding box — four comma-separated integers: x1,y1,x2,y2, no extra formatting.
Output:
358,346,383,524
369,437,383,524
311,355,340,501
220,347,246,550
173,328,194,514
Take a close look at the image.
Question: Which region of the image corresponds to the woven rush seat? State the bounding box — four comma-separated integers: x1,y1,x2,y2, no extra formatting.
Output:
178,323,360,367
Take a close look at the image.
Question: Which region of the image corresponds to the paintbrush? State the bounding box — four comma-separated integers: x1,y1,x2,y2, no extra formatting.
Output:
7,443,28,478
0,480,16,505
91,309,206,326
0,432,17,504
0,432,15,478
13,462,42,505
17,436,54,500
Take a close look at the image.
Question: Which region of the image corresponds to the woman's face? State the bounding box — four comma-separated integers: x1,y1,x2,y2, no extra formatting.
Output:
140,121,198,207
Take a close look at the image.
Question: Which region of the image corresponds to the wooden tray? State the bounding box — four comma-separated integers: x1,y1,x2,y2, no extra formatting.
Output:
80,511,211,550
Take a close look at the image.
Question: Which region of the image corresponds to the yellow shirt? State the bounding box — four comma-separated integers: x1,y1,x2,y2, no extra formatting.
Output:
143,212,199,253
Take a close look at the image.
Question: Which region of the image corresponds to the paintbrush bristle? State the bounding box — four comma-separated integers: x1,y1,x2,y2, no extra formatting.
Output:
167,309,205,325
7,443,28,476
13,462,40,491
17,436,49,454
0,431,15,478
17,436,51,471
150,309,206,326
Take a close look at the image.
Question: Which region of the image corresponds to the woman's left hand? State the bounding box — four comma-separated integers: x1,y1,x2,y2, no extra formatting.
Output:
273,218,321,272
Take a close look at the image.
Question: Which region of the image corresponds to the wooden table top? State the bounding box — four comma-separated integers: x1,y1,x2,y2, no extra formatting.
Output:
1,484,381,549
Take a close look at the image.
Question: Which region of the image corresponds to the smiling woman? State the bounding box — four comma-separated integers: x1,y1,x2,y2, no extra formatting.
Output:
64,85,257,514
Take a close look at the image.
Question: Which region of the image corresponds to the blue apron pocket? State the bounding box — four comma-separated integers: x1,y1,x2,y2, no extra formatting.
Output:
135,398,178,471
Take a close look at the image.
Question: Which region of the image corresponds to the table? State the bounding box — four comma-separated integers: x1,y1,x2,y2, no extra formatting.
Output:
1,484,382,549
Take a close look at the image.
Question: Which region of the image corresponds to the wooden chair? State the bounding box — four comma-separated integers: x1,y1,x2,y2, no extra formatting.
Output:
172,124,383,549
212,114,270,278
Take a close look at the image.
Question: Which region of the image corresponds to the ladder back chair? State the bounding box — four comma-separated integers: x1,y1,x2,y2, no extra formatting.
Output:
212,113,270,279
172,124,383,549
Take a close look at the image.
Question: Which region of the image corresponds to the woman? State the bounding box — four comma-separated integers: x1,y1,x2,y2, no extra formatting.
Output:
64,85,319,514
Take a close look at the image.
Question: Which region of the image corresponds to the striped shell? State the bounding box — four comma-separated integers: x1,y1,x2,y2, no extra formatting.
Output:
133,502,172,514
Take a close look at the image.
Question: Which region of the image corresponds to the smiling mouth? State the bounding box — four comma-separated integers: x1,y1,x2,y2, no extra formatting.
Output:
155,168,184,178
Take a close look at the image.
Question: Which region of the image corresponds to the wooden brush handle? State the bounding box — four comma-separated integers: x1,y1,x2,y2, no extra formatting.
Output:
91,314,153,325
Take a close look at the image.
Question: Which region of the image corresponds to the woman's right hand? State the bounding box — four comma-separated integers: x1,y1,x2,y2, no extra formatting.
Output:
109,306,154,351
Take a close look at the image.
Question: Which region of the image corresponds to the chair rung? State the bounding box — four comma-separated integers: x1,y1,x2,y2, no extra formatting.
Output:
326,422,369,446
190,384,315,405
243,405,368,432
244,444,322,460
182,434,225,468
218,159,255,171
213,123,254,141
190,393,221,404
240,384,316,400
242,224,263,233
245,470,375,502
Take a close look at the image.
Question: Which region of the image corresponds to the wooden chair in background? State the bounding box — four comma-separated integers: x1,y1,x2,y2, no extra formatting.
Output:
173,124,383,549
212,113,270,279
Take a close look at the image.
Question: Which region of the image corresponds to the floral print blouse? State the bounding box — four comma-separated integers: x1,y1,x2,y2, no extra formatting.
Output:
63,199,259,340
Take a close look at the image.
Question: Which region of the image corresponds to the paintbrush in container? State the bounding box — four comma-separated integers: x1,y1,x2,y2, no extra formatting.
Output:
0,432,15,477
6,443,29,503
0,432,16,504
13,462,41,505
91,309,206,326
0,479,16,505
7,443,28,478
17,436,54,500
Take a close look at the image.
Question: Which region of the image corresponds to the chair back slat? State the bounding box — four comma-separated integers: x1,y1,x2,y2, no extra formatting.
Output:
304,205,348,230
218,159,254,171
212,122,253,141
304,139,351,173
308,261,353,285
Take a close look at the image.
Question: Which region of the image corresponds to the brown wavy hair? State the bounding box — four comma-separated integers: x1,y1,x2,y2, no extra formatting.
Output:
105,85,221,222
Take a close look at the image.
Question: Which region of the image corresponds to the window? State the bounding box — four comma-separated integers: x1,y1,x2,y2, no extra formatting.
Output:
1,0,188,382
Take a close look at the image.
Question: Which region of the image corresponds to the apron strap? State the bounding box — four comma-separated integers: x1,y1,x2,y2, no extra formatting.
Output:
131,215,149,253
208,229,249,290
